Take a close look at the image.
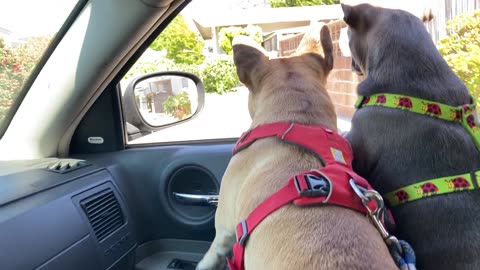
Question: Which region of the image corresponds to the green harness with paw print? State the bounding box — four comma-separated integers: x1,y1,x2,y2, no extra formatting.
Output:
355,93,480,206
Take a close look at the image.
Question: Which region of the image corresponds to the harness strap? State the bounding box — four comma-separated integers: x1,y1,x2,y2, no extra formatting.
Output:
384,170,480,206
233,122,353,166
355,93,480,206
227,169,379,270
227,122,401,270
355,93,480,152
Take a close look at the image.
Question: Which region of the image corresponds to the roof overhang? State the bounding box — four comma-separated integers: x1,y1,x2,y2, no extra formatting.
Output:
191,5,343,39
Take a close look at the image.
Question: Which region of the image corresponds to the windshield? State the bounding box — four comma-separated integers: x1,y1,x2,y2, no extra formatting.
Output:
0,0,79,129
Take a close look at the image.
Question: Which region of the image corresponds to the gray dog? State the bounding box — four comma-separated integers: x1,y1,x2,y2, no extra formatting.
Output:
342,3,480,270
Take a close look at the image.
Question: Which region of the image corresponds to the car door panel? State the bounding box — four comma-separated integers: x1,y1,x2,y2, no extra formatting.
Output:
80,143,233,243
75,142,235,269
66,79,236,269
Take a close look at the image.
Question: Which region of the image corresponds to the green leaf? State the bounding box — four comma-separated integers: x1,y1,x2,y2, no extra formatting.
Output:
438,10,480,105
218,25,263,55
150,15,205,65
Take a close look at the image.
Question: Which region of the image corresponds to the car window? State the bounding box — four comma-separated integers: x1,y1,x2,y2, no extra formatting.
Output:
120,0,478,145
0,0,79,131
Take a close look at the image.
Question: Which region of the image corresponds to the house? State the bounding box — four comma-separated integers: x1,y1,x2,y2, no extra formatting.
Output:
188,1,479,118
275,0,480,118
190,5,344,54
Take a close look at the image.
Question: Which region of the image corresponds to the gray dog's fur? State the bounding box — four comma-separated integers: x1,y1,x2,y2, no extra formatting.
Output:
342,3,480,270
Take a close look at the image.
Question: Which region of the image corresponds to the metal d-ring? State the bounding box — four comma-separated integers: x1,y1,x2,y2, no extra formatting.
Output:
349,179,403,254
349,179,369,204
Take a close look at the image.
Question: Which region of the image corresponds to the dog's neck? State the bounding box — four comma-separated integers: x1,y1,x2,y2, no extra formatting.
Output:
250,85,337,131
358,27,471,106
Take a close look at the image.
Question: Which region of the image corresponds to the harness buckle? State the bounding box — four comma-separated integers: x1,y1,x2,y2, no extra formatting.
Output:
294,170,332,201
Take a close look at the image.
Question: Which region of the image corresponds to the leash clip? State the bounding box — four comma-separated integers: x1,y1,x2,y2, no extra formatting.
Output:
349,179,403,254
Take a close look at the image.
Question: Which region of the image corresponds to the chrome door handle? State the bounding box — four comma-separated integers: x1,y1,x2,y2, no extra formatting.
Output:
172,192,218,206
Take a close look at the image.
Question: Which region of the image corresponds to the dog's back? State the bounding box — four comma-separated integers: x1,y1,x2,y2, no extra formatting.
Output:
343,4,480,269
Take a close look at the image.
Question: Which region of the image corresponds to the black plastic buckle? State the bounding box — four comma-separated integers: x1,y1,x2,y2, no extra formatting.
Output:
238,220,248,246
294,172,331,197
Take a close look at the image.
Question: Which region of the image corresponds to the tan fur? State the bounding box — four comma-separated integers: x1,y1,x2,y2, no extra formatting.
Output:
197,24,397,270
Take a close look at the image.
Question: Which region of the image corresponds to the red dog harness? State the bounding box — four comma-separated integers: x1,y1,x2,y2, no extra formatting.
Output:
227,122,394,270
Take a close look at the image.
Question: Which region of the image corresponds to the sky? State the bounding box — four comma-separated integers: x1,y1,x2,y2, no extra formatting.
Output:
0,0,261,38
0,0,78,38
0,0,437,38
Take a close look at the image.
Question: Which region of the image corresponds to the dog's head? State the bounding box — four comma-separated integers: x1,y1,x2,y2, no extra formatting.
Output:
232,23,334,122
341,3,434,76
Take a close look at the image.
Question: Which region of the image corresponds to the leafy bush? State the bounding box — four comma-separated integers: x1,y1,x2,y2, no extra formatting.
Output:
0,47,23,121
123,51,239,96
167,63,202,78
150,15,205,65
438,10,480,105
200,57,240,94
124,57,176,80
0,36,51,123
123,49,203,83
163,91,192,119
218,25,262,55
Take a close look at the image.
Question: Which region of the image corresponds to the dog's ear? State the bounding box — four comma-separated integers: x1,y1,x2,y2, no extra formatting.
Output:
295,23,333,71
421,7,434,23
320,25,333,71
232,35,269,88
341,3,371,31
341,3,359,28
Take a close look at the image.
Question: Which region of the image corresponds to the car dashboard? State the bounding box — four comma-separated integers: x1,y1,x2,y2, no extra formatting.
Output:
0,159,136,270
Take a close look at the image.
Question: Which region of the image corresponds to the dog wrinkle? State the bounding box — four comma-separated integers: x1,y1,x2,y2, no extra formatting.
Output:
286,71,296,80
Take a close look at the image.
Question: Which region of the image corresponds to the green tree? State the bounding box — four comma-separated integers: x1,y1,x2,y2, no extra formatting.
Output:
269,0,339,7
438,10,480,105
150,15,205,65
218,25,262,55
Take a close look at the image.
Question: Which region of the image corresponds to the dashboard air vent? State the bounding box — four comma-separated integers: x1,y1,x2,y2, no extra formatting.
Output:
45,159,90,173
81,189,124,241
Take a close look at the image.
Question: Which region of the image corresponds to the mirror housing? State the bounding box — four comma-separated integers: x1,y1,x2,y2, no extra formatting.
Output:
123,71,205,139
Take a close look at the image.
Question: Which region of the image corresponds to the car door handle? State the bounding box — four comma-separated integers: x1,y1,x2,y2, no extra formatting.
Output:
172,192,218,206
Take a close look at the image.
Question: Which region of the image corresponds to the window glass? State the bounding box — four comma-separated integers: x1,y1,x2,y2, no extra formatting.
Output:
0,0,79,129
120,0,477,145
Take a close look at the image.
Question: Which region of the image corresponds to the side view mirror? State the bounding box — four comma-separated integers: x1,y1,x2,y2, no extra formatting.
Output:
123,71,205,140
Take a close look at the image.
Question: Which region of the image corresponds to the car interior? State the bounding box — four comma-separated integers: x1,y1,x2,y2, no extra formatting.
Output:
2,0,479,268
0,0,237,269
